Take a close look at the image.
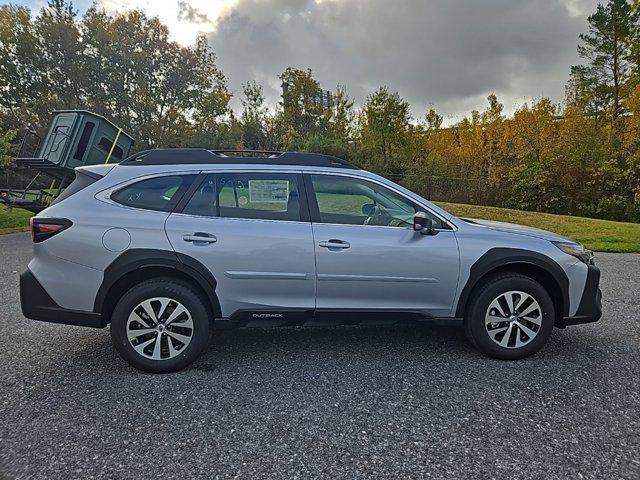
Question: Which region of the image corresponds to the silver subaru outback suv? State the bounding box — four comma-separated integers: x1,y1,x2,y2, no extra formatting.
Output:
20,149,602,372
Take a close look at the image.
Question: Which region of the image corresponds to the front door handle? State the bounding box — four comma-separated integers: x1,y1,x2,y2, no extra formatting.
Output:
319,239,350,249
183,233,217,244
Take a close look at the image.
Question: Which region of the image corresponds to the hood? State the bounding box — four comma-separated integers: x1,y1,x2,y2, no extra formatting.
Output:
462,218,578,244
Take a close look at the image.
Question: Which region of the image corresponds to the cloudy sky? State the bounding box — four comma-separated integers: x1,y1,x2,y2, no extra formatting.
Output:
16,0,599,122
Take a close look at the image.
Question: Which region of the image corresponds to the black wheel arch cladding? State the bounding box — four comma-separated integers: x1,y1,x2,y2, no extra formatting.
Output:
98,248,570,324
94,248,221,318
455,248,570,318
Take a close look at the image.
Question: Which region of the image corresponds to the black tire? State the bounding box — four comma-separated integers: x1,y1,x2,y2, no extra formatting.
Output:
464,273,555,360
110,278,212,373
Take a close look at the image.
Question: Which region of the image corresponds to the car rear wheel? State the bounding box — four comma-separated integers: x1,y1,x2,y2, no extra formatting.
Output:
464,273,555,360
111,278,211,373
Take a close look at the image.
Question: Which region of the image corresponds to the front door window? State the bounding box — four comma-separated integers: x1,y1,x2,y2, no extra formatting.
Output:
309,174,445,228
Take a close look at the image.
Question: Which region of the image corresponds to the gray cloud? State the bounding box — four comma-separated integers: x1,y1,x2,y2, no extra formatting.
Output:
206,0,598,121
177,1,211,24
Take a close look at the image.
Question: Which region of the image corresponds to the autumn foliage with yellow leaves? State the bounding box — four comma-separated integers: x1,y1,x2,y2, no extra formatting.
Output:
1,0,640,223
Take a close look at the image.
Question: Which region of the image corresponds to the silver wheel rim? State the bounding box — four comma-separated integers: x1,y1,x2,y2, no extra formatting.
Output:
485,290,542,349
126,297,194,360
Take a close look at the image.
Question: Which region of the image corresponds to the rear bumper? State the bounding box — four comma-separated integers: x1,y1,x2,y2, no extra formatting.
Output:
557,264,602,328
20,268,105,328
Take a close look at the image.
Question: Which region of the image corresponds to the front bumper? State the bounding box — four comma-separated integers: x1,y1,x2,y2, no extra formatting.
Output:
20,268,105,328
557,264,602,328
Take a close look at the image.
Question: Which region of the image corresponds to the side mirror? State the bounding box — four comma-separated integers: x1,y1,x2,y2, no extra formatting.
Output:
413,212,437,235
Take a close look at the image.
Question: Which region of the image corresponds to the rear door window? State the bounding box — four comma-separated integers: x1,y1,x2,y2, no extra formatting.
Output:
182,172,304,222
111,175,194,212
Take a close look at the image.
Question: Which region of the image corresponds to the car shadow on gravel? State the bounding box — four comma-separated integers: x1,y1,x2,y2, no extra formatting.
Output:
189,323,611,373
65,324,472,372
18,321,611,379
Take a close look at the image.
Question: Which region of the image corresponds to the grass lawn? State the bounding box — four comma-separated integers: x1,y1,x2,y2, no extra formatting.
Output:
0,206,32,234
436,202,640,253
1,201,638,253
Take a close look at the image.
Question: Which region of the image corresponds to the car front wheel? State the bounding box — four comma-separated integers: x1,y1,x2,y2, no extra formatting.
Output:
464,273,555,360
110,278,212,373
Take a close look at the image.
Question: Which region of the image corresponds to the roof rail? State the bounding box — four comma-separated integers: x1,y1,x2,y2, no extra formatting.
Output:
209,149,282,157
119,148,357,169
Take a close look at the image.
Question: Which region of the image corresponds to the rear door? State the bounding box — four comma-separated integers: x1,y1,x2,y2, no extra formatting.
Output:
306,173,460,318
165,171,317,321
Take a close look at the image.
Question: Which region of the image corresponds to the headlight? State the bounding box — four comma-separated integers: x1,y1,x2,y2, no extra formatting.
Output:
552,241,594,265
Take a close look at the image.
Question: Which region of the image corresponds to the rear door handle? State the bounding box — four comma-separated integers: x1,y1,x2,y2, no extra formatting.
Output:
319,239,350,249
183,233,217,244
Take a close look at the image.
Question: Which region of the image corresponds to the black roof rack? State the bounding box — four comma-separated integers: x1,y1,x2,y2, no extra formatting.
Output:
209,149,283,157
119,148,357,169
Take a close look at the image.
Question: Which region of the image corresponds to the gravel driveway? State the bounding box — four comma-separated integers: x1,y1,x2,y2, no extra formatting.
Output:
0,232,638,480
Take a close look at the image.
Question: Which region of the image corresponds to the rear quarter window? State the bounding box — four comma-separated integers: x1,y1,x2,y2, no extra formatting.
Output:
111,175,194,212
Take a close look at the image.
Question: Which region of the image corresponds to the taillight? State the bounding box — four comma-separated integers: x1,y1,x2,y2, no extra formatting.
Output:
31,218,73,243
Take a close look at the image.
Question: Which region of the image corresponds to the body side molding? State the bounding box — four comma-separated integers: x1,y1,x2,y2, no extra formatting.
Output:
224,271,309,280
317,274,438,283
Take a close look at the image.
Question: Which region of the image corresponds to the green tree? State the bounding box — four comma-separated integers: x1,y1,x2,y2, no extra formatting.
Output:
0,129,17,167
0,0,89,132
506,99,561,211
80,8,230,148
629,0,640,77
189,112,244,150
622,83,640,219
191,35,232,132
575,0,638,135
0,5,37,128
240,80,267,149
566,64,610,122
326,85,355,142
1,1,231,149
303,85,355,159
278,67,327,141
356,87,417,176
27,0,84,124
424,108,443,131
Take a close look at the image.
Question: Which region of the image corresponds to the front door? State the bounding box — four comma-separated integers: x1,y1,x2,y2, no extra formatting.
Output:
165,171,316,322
306,173,460,318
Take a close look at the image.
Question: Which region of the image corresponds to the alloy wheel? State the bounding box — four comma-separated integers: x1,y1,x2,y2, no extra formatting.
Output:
485,290,542,349
126,297,194,360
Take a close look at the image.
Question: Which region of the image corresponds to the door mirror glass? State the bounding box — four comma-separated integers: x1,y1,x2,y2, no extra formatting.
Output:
414,212,436,235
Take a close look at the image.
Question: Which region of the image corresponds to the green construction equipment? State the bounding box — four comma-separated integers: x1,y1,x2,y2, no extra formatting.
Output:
0,110,134,213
